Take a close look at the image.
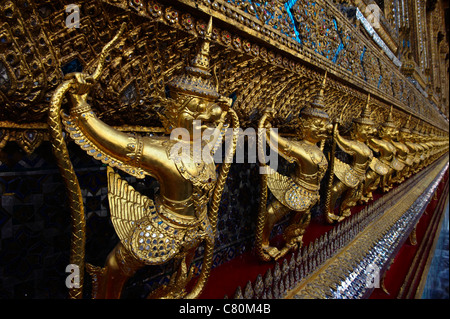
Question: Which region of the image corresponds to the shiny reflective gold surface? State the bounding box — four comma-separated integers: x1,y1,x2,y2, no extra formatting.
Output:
0,0,448,299
256,73,332,261
50,17,239,299
326,95,375,223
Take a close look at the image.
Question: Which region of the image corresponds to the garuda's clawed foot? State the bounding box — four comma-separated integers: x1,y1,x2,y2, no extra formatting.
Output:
277,237,302,260
147,255,194,299
340,208,351,218
326,212,342,224
261,245,281,260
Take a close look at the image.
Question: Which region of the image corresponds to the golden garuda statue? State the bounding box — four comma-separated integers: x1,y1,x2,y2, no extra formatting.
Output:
357,98,390,203
404,121,422,176
366,106,402,193
428,128,439,162
325,95,375,224
411,121,427,173
420,125,433,167
255,73,332,261
49,18,239,299
391,115,413,183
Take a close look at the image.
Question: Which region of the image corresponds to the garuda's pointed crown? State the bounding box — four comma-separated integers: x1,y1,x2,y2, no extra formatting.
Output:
301,71,330,119
420,123,429,135
167,17,219,100
400,115,411,133
382,105,397,128
412,120,421,135
354,94,375,125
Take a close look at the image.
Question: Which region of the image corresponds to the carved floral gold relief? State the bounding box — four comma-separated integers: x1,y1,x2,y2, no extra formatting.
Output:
0,0,448,132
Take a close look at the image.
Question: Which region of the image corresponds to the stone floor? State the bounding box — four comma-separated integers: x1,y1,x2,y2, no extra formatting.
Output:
421,199,449,299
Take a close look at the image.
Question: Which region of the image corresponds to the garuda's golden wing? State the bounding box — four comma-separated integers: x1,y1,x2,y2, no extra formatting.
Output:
62,112,147,179
107,166,204,265
107,166,152,253
266,169,318,212
333,158,361,188
369,157,390,175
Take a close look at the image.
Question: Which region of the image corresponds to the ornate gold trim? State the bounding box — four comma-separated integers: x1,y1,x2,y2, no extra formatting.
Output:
285,155,449,299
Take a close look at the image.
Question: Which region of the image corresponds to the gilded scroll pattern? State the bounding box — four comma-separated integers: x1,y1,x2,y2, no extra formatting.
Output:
290,0,340,59
335,30,364,78
0,0,62,122
0,0,448,134
168,0,446,128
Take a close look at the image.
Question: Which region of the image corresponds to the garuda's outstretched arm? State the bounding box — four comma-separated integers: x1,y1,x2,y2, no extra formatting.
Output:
367,137,382,152
266,127,294,159
69,81,142,158
63,73,163,179
334,128,356,156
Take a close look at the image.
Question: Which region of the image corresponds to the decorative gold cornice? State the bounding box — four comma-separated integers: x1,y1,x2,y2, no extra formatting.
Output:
0,120,166,154
353,0,399,54
1,0,448,138
120,0,447,130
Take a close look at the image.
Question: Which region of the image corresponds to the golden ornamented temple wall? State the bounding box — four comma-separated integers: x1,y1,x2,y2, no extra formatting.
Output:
0,0,449,300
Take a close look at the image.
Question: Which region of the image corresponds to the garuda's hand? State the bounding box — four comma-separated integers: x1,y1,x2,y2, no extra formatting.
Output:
64,73,94,108
258,107,276,129
263,107,277,119
65,72,94,95
332,121,339,137
216,95,233,111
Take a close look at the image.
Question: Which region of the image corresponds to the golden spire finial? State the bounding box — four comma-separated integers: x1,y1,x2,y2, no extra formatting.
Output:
206,15,213,37
302,71,330,119
362,94,372,118
420,123,427,134
191,16,213,72
412,119,421,134
382,105,396,128
167,16,219,100
405,114,411,128
387,105,393,121
400,114,412,133
319,71,327,96
354,94,374,125
314,71,327,105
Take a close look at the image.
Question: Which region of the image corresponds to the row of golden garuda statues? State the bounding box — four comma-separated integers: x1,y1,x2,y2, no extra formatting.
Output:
49,19,449,299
